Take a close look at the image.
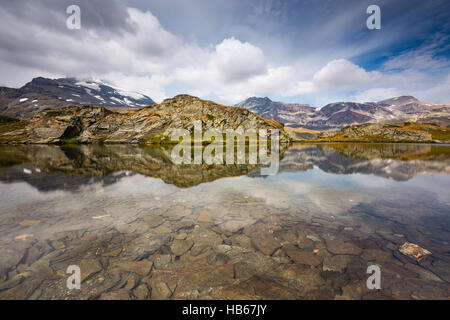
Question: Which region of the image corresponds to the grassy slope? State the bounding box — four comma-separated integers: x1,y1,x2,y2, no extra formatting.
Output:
0,115,28,142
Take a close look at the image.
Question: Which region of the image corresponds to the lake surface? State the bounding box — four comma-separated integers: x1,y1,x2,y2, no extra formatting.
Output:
0,143,449,299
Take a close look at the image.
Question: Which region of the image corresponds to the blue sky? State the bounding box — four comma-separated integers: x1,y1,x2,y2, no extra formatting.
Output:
0,0,449,106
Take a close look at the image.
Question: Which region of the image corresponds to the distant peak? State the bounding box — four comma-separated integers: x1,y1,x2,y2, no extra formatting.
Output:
394,95,418,101
378,95,419,104
238,96,273,104
254,96,272,101
30,76,53,83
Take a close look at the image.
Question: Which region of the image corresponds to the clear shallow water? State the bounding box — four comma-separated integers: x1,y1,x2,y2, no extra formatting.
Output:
0,143,449,299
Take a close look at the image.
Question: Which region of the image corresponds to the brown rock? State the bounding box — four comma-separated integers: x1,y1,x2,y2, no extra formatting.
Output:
326,239,362,255
81,232,96,241
170,239,194,256
113,260,153,276
322,255,350,272
148,280,172,299
399,242,431,261
79,259,103,282
99,289,132,300
151,264,234,299
284,245,322,266
251,232,281,256
133,283,150,300
197,209,213,223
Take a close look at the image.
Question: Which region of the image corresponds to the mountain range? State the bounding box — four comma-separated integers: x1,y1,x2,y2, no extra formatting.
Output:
0,77,155,118
1,77,449,131
236,96,450,129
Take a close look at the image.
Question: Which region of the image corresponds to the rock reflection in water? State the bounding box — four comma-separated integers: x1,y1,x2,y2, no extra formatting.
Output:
0,143,448,300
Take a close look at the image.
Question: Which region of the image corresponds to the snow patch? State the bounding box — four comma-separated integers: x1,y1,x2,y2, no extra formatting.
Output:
19,98,29,102
76,81,101,91
117,89,145,100
111,97,125,104
94,95,105,102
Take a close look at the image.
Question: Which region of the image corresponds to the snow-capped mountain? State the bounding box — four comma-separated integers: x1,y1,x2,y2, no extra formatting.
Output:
236,96,450,129
0,77,155,118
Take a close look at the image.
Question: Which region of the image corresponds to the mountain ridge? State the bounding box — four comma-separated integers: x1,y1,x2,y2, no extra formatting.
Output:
236,95,450,129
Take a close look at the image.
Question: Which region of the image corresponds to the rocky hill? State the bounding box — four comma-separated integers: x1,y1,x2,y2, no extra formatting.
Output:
0,77,155,118
236,96,450,130
0,94,289,144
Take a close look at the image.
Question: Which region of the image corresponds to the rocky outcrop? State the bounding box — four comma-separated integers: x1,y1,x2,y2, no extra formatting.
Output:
335,123,433,142
291,122,450,143
0,95,290,144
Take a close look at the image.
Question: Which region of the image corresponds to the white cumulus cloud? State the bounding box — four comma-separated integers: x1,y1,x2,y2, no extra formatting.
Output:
313,59,381,88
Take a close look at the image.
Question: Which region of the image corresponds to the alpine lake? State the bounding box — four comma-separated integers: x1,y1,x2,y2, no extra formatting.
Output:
0,143,449,299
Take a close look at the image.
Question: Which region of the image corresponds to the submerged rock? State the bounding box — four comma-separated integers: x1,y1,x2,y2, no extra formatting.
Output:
325,239,362,255
322,255,350,272
79,259,103,282
399,242,431,261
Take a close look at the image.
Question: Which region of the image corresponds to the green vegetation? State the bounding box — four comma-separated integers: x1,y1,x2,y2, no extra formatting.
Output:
43,109,68,117
0,115,20,124
139,133,176,144
428,127,450,141
0,118,28,143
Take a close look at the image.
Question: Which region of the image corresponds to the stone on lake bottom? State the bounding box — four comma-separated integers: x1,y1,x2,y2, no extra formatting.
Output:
113,260,153,276
322,255,350,272
399,242,431,261
170,239,194,256
79,259,103,282
325,239,362,255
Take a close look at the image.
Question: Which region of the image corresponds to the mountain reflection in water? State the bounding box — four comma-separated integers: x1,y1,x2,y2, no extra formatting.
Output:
0,143,449,190
0,143,448,300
